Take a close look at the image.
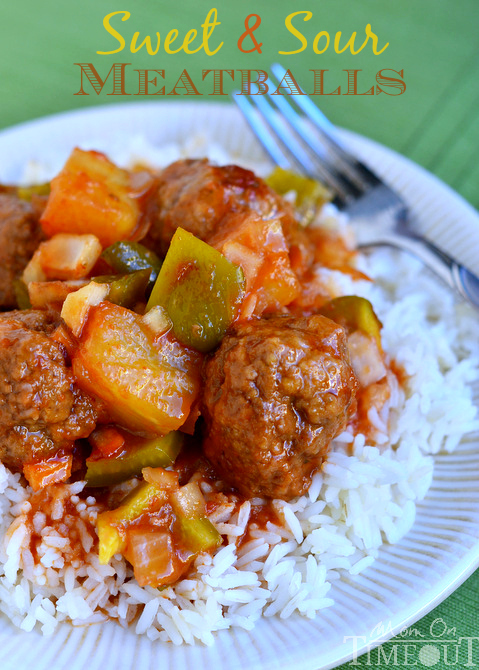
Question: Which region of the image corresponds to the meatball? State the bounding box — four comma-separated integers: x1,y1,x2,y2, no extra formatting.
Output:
202,315,358,500
0,193,45,308
0,307,59,332
0,310,98,470
145,159,294,255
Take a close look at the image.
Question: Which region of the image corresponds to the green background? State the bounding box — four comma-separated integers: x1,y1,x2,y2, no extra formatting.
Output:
0,0,478,667
1,0,479,205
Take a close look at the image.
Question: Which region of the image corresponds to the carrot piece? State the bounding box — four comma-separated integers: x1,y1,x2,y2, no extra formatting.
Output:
88,426,126,459
23,454,72,491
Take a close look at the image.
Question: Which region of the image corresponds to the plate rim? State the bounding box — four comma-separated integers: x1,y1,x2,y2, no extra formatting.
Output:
0,98,478,212
0,100,477,670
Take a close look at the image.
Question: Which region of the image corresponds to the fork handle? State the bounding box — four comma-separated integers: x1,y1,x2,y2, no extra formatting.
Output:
362,233,479,309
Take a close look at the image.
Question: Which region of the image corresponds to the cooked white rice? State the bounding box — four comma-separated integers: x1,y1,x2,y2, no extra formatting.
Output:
0,139,478,645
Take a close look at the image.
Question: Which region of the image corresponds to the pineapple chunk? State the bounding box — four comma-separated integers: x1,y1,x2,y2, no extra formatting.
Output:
71,302,201,435
40,148,150,247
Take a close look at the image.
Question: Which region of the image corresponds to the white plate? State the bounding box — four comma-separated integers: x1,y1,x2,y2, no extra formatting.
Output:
0,102,478,670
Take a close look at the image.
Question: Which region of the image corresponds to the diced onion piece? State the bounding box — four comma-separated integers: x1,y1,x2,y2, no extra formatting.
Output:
170,482,206,518
239,293,258,320
140,305,172,337
142,466,179,491
24,233,101,284
180,401,201,436
28,279,88,309
125,528,186,587
36,233,102,280
348,330,387,387
220,241,262,292
22,252,46,283
210,214,301,317
61,281,109,337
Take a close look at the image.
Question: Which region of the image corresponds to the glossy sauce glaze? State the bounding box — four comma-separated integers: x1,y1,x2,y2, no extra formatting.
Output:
0,154,403,589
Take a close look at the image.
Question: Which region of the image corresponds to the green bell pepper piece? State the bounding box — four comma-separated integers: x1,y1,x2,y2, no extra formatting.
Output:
101,241,162,290
319,295,382,349
97,480,167,563
177,517,222,554
92,268,151,308
85,431,183,487
146,228,245,353
13,279,31,310
169,482,221,553
17,183,50,201
266,167,331,226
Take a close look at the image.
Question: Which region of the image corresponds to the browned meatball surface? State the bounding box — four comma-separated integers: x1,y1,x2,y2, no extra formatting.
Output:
144,159,294,255
0,193,45,309
202,315,358,500
0,311,98,470
0,308,60,332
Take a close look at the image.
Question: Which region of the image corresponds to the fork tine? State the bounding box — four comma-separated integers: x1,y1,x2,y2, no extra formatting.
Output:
251,95,318,173
234,93,292,170
271,63,381,189
234,93,324,182
252,94,356,203
234,68,479,310
271,64,345,144
264,85,367,194
234,92,353,205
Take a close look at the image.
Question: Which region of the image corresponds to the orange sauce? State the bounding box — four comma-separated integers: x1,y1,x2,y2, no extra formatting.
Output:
24,484,99,565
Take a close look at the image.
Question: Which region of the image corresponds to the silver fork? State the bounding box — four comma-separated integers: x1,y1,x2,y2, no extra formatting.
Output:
233,64,479,309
